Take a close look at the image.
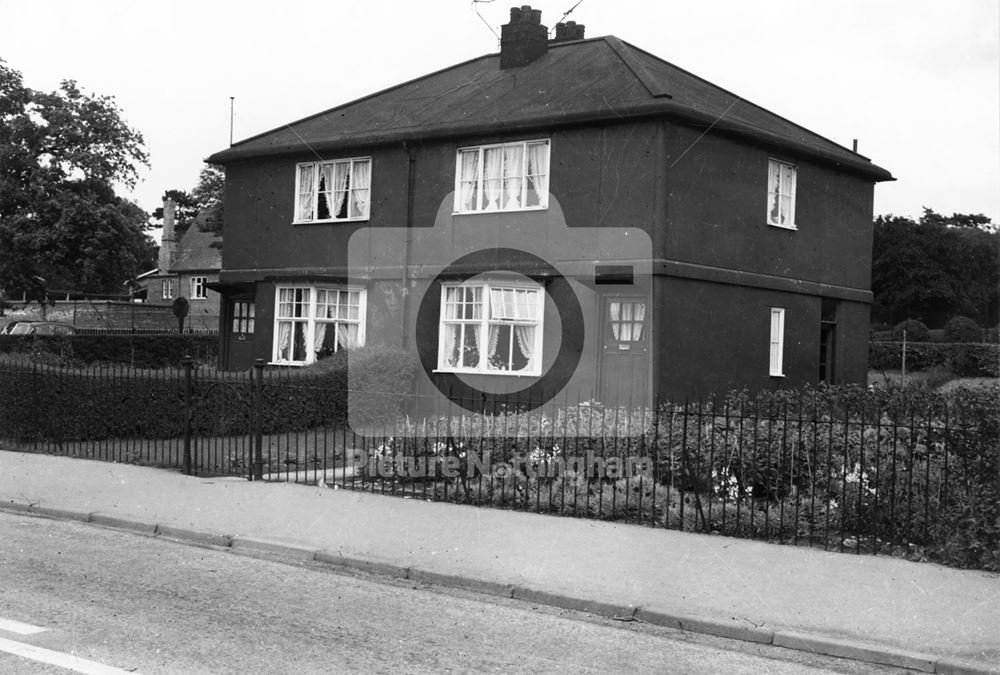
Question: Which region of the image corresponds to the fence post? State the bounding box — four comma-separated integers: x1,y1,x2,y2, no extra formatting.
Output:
901,328,907,385
31,360,39,451
182,356,193,475
252,359,265,481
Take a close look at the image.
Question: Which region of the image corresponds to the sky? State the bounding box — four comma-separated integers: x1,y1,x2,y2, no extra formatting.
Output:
2,0,998,241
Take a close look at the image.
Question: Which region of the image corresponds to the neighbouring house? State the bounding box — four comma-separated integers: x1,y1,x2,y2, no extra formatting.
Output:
138,197,222,332
206,6,892,405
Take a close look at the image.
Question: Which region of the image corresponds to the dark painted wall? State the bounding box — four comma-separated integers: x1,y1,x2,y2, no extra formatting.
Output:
221,121,663,281
662,124,875,289
656,277,815,399
218,117,876,398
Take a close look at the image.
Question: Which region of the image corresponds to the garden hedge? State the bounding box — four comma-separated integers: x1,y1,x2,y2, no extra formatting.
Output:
891,319,931,342
0,334,218,367
870,341,999,377
943,316,983,343
0,345,418,443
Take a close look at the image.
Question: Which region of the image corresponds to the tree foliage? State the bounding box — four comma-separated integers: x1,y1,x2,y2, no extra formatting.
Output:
0,59,155,299
872,209,999,328
152,164,224,240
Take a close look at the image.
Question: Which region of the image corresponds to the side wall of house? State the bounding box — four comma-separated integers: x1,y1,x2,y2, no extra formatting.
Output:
661,124,875,290
652,123,876,395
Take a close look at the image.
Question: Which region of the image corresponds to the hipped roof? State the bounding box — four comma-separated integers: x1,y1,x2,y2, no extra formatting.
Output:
208,36,892,182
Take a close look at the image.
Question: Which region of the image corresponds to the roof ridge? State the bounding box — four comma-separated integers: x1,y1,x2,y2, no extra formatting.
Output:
611,38,868,160
601,36,672,99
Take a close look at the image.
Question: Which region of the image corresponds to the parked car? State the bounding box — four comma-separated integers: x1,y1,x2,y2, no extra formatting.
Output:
5,321,76,335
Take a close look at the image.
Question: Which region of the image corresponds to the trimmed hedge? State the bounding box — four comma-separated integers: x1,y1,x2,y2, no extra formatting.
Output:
870,341,1000,377
943,316,982,343
0,346,418,443
891,319,931,342
0,334,218,368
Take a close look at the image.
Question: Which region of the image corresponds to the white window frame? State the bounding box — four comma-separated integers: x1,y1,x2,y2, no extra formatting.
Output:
271,285,367,366
162,279,174,300
190,276,207,300
436,278,544,377
294,157,372,224
766,158,797,229
769,307,785,377
453,139,550,214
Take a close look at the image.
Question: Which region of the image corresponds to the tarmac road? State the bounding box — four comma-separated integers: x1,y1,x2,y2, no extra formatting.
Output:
0,512,900,674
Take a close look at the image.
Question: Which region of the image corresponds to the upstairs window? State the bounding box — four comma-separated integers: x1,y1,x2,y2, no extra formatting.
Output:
295,158,371,223
438,280,543,376
767,159,797,229
190,276,207,300
454,140,549,213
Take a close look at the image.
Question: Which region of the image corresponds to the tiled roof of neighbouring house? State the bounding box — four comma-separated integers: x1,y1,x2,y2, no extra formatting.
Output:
171,218,221,273
208,36,891,181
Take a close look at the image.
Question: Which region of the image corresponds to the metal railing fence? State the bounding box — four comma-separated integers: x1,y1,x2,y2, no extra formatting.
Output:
1,356,996,565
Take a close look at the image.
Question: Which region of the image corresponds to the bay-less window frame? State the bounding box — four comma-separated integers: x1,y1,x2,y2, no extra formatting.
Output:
436,278,544,377
190,276,207,300
769,307,785,377
271,285,366,366
453,139,550,214
294,157,372,224
767,158,797,229
162,279,174,300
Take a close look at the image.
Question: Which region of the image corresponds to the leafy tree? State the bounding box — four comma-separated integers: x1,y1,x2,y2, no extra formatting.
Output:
0,59,155,300
191,163,224,237
152,164,224,240
151,188,199,238
872,209,999,327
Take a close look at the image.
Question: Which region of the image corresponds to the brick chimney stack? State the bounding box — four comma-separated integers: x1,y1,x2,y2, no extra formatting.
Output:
158,197,177,272
500,5,548,69
552,20,585,42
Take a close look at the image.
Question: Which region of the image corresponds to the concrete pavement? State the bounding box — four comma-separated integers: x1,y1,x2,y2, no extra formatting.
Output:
0,449,997,674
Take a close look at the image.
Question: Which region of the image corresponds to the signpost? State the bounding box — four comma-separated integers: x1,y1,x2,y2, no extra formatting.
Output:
172,297,189,334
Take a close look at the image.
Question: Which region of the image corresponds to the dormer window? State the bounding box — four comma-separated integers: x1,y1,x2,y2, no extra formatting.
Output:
295,158,371,223
454,140,549,214
767,159,797,229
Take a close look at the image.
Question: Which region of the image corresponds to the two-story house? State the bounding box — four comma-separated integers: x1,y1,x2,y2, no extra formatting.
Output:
207,6,892,406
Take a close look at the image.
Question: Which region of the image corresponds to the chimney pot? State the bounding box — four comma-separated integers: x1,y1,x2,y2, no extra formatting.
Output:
500,5,548,69
553,20,586,42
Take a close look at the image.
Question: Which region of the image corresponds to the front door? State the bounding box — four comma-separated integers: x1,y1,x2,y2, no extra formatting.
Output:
598,296,650,407
224,299,256,370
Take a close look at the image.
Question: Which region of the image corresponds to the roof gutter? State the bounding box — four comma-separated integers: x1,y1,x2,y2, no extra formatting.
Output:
207,99,893,182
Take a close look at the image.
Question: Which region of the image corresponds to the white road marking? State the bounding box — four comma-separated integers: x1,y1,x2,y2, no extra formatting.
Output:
0,617,47,635
0,636,134,674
